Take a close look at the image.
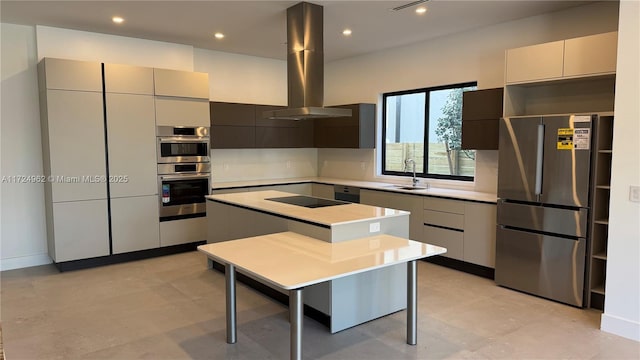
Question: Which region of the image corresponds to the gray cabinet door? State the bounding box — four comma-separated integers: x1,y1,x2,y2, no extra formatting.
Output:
51,200,109,262
541,115,592,207
45,90,107,202
106,93,157,197
497,116,542,202
111,196,160,253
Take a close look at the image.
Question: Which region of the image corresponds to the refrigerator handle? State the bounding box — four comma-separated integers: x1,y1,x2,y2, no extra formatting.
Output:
535,124,544,196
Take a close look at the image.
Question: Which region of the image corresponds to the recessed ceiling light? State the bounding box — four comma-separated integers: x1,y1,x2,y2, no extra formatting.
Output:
214,32,225,39
342,29,352,36
415,7,427,14
112,16,124,24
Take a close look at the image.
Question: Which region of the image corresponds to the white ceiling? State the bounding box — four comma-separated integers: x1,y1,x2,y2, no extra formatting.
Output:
1,1,596,62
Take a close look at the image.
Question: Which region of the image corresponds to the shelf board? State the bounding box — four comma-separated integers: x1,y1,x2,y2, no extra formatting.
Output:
593,252,608,260
598,150,613,154
591,285,606,295
596,185,611,190
594,219,609,225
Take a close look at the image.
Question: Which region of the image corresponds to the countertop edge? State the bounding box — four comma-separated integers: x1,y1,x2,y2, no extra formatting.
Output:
211,177,498,204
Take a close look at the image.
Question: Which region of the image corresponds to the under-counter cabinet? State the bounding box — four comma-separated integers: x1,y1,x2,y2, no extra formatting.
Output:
311,183,335,199
360,189,424,242
423,197,497,269
423,198,465,260
104,64,159,253
38,58,110,262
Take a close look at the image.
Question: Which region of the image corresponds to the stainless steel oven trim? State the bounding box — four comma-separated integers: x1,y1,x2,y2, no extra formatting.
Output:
157,173,210,219
156,126,209,137
158,162,211,175
156,137,210,164
158,137,209,143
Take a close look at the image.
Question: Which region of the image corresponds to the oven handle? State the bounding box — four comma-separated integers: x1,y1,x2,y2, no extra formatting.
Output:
159,174,210,181
158,137,209,143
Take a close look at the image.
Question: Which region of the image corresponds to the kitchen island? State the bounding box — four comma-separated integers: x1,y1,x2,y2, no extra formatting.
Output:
206,190,412,333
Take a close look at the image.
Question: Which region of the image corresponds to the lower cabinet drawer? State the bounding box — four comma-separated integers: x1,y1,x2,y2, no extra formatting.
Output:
424,210,464,230
160,217,207,246
423,225,463,260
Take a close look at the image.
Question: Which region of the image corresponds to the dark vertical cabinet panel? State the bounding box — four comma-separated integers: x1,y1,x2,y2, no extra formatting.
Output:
210,102,375,149
255,105,314,148
461,88,503,150
314,103,375,148
210,102,256,149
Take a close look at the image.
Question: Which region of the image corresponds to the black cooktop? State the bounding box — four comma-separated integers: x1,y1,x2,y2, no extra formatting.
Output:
266,195,349,208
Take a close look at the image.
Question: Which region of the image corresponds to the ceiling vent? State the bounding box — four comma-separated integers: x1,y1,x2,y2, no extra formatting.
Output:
263,2,351,120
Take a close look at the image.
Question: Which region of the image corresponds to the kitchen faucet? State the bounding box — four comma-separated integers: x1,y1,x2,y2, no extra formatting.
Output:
403,158,419,187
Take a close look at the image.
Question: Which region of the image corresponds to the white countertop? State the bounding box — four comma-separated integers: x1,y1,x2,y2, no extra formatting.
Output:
198,231,446,290
206,190,409,226
211,177,498,203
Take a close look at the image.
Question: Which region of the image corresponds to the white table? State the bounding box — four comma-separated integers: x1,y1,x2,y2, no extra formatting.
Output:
198,231,447,360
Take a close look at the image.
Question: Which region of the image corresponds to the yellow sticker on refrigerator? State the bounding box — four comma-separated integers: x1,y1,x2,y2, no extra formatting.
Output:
557,128,574,150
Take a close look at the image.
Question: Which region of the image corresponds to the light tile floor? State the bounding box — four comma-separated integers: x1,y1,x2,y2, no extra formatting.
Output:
1,251,638,359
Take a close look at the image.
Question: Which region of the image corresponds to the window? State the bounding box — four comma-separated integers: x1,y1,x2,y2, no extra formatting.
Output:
382,82,477,181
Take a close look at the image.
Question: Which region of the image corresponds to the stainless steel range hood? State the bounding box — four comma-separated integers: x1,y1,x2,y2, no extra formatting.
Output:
263,2,351,120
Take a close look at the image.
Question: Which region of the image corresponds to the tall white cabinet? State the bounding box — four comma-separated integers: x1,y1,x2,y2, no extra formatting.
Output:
38,58,110,262
39,58,211,267
104,64,160,254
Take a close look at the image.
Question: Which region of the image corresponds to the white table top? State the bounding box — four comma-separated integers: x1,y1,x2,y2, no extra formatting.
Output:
198,232,447,290
206,190,409,226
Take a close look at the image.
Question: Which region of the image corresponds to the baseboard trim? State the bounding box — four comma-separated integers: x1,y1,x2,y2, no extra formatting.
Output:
0,253,53,271
54,241,206,272
422,255,495,279
601,313,640,342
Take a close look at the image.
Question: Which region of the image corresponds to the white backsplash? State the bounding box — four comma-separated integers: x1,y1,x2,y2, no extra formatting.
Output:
474,150,499,193
317,148,376,181
211,148,318,182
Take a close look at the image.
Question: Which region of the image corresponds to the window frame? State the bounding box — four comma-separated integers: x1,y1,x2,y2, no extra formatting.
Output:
381,81,477,182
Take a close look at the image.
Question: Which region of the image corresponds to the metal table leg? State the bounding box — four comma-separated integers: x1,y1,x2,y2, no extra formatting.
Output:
225,263,237,344
290,288,303,360
407,260,417,345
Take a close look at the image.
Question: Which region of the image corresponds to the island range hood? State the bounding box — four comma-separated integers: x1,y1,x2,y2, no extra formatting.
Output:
263,2,351,120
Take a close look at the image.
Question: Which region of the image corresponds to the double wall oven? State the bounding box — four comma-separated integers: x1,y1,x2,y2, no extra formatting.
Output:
157,126,210,221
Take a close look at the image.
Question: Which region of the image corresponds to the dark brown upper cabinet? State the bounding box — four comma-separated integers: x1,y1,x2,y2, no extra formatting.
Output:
210,101,255,149
461,88,503,150
254,105,313,148
314,103,375,148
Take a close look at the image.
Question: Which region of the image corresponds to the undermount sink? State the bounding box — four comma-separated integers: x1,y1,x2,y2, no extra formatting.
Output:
385,184,429,191
396,186,428,190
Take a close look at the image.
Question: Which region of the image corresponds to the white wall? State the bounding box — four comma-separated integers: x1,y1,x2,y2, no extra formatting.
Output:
36,26,193,70
194,48,286,105
323,1,619,192
0,24,50,270
601,0,640,342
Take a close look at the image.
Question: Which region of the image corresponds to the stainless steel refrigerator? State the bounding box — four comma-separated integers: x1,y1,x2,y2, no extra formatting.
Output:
496,114,595,307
